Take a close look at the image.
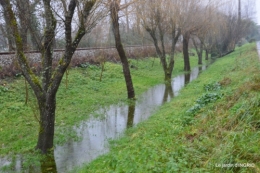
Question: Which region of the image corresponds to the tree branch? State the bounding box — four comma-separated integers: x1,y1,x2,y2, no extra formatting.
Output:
49,0,96,96
0,0,43,98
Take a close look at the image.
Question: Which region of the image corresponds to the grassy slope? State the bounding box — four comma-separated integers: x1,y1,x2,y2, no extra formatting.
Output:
75,43,260,173
0,54,200,156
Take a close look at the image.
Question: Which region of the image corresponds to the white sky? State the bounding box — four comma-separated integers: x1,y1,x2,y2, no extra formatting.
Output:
256,0,260,24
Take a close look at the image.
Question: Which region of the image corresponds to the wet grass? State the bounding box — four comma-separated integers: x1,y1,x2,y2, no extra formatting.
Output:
73,43,260,173
0,54,201,157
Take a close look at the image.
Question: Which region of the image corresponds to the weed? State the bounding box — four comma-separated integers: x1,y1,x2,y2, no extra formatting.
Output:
0,86,9,93
203,82,221,91
187,83,223,116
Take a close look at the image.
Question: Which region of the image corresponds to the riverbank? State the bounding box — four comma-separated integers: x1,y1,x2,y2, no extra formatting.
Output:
0,53,201,157
75,43,260,173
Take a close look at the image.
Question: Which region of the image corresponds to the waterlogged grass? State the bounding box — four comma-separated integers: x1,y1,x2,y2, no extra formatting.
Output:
0,54,201,156
74,43,260,173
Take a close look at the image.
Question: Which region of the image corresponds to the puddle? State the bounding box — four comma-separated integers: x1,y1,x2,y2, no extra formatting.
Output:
0,64,209,173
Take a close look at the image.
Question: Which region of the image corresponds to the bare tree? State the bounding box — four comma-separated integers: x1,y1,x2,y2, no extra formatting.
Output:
179,0,210,71
108,0,135,99
137,0,177,80
0,3,15,51
0,0,102,154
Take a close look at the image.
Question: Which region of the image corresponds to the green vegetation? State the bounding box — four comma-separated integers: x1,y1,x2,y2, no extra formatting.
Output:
0,54,201,156
73,43,260,173
187,82,223,116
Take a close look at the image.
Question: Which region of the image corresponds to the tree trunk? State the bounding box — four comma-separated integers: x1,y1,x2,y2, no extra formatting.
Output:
146,28,169,80
110,1,135,99
17,0,30,50
183,32,191,71
192,37,203,65
2,4,14,51
124,0,129,33
205,49,209,60
1,0,96,155
36,94,56,153
166,28,181,81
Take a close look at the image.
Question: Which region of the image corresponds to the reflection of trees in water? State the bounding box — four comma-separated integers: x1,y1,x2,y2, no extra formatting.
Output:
40,151,57,173
199,66,202,73
127,101,136,128
1,152,57,173
162,82,174,104
184,73,191,85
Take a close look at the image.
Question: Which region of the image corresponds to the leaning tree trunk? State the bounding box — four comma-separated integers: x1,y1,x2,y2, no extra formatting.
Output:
183,32,191,71
146,28,169,80
110,1,135,99
167,27,181,80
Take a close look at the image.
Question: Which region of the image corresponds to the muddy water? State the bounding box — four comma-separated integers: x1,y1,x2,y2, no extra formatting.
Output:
0,65,207,173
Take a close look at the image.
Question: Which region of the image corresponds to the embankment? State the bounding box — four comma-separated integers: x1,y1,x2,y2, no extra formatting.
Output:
76,43,260,173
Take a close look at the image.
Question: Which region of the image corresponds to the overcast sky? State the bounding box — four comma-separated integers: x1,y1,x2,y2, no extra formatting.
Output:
256,0,260,24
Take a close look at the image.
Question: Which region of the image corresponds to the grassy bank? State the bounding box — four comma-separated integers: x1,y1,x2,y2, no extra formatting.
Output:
74,43,260,173
0,54,201,156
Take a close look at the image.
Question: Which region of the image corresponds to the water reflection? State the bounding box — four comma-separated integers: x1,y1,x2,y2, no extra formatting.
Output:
162,82,174,104
0,152,57,173
40,152,57,173
0,65,209,173
184,73,190,85
127,102,136,128
199,66,203,73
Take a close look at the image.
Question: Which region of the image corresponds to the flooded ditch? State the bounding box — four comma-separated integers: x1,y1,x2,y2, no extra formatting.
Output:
1,64,208,173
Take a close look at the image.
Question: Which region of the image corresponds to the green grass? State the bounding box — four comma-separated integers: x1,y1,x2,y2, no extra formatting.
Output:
0,53,201,156
73,43,260,173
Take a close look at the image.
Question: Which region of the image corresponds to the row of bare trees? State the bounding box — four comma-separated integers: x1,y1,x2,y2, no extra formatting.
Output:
135,0,258,77
0,0,259,155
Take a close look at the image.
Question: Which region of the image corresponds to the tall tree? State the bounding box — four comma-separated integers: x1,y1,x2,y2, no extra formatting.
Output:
179,0,213,71
16,0,30,50
183,31,191,71
109,0,135,99
0,0,99,154
192,37,203,65
137,0,181,80
1,3,15,51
